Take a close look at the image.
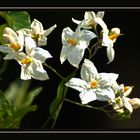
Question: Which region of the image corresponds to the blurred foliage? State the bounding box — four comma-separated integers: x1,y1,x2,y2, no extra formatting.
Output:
0,79,42,128
0,11,41,128
0,11,31,44
48,72,75,128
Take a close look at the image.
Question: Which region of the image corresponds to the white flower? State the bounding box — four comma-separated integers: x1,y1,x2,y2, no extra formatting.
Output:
0,27,24,60
17,37,52,80
60,24,97,68
72,11,107,30
102,27,121,64
20,19,57,46
66,59,118,104
111,84,134,114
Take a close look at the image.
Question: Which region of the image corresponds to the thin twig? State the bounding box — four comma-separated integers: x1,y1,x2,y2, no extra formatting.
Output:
64,98,106,111
43,63,65,80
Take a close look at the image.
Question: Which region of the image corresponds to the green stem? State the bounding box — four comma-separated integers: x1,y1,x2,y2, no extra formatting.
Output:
87,47,92,59
89,46,100,60
43,63,65,80
90,39,102,53
64,98,124,120
101,103,111,109
64,98,106,111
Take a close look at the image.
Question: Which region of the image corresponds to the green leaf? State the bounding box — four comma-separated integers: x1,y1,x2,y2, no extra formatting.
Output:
0,89,13,110
49,80,68,120
48,72,75,128
0,11,31,31
5,79,31,108
0,24,7,44
0,79,42,128
22,87,42,107
0,90,16,128
0,105,37,128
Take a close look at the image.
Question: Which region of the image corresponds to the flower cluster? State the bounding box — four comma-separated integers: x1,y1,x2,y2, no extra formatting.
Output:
63,11,140,118
0,10,139,122
0,19,57,80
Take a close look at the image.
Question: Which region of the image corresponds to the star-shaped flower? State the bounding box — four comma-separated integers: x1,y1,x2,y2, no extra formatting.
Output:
17,37,52,80
20,19,57,46
72,11,107,30
60,24,96,68
66,59,118,104
0,27,24,60
111,84,134,114
102,27,121,64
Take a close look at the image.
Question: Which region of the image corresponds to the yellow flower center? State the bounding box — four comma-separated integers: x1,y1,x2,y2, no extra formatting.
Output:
20,57,32,64
10,42,20,51
66,38,77,46
124,86,130,92
109,33,119,41
33,33,40,40
90,80,98,88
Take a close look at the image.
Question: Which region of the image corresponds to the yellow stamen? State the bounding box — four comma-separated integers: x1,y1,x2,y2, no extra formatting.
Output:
90,80,98,88
10,42,20,51
21,57,32,64
124,86,130,92
109,33,123,41
33,33,40,40
66,38,77,46
109,34,119,40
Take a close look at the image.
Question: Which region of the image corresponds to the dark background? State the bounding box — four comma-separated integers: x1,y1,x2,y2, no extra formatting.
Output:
0,0,140,7
1,9,140,130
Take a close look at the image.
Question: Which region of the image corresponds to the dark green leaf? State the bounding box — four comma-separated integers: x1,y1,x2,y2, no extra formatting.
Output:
5,79,31,108
22,87,42,107
49,80,68,120
0,11,31,31
49,72,75,126
0,105,37,128
0,24,7,44
0,79,42,128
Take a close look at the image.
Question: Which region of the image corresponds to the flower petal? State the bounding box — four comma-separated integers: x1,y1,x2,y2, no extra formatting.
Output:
62,27,75,45
16,52,26,62
65,78,89,92
38,36,47,46
30,59,49,80
20,65,32,80
43,24,57,37
72,18,91,29
106,47,115,64
3,27,18,43
31,19,44,35
102,32,112,47
4,53,16,60
80,30,97,42
72,18,81,25
81,59,98,82
84,11,95,21
25,37,36,55
129,98,140,109
0,45,13,53
67,45,85,68
96,11,105,19
96,87,115,101
122,97,133,113
79,89,97,104
60,45,68,64
98,73,119,87
94,18,108,30
16,30,24,50
31,47,52,63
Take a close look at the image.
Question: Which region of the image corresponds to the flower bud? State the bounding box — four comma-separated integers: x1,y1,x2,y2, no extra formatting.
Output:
129,98,140,109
